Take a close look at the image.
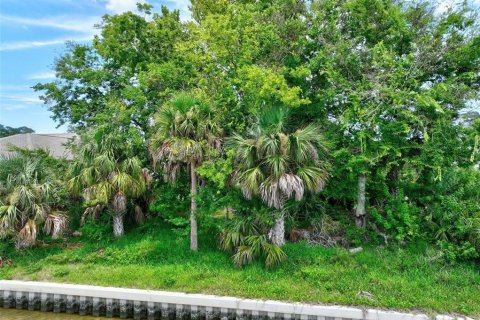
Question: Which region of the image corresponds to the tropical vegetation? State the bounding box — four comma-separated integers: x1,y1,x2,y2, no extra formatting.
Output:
1,0,480,316
0,151,67,248
67,133,151,237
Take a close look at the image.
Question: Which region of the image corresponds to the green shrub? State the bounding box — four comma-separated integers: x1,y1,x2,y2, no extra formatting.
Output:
149,178,190,235
220,208,287,268
425,167,480,260
0,240,11,257
371,191,421,242
284,195,327,230
81,219,112,243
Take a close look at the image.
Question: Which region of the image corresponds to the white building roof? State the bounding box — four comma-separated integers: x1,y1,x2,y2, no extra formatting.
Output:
0,133,77,159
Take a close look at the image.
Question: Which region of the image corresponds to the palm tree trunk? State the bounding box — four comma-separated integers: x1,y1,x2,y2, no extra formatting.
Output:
112,214,124,237
269,212,285,246
190,160,198,251
355,173,367,228
225,203,233,219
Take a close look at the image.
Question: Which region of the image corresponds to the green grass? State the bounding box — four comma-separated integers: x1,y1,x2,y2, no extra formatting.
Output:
1,220,479,317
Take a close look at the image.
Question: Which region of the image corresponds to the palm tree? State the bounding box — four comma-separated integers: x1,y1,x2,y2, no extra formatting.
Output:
150,92,222,251
230,106,329,246
0,156,65,249
220,211,288,268
67,135,150,237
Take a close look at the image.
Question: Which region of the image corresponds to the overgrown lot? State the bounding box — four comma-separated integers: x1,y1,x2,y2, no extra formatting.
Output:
1,220,479,317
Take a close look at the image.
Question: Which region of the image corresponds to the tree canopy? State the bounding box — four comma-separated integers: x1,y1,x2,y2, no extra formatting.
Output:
30,0,480,263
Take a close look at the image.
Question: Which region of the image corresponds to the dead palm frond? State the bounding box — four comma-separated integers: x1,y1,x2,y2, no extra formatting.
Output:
134,205,145,225
68,133,150,237
81,204,104,224
230,106,330,209
16,219,37,249
44,213,68,239
229,106,330,247
0,155,61,249
0,256,13,268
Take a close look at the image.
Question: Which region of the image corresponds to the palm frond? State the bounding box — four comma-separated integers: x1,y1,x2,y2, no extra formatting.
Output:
262,242,288,268
220,231,242,252
232,245,255,267
257,106,289,135
260,178,285,209
231,107,330,212
16,219,37,249
236,167,264,199
44,213,68,239
257,135,280,158
263,154,288,179
278,173,304,201
297,166,329,193
134,205,145,225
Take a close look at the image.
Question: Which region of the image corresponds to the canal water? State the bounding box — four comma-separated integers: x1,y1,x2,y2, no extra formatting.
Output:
0,308,105,319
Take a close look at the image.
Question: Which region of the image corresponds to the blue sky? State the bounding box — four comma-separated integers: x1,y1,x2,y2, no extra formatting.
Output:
0,0,189,133
0,1,478,133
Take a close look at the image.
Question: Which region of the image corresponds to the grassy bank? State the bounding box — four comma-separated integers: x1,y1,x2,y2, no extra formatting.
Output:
1,220,479,317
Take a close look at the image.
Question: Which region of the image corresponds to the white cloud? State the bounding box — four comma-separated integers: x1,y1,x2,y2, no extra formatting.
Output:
0,13,98,51
28,71,56,80
0,85,30,91
104,0,146,14
1,94,41,104
0,14,100,33
0,89,43,112
1,104,30,111
0,35,93,51
0,15,101,33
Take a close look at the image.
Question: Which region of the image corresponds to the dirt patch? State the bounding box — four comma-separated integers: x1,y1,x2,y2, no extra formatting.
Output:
65,242,83,250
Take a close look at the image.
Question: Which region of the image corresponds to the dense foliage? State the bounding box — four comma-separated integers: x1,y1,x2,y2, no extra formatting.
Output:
229,106,329,246
67,132,151,237
0,151,67,248
1,0,477,272
150,92,222,250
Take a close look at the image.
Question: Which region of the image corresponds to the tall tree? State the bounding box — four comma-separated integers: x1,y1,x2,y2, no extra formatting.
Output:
230,106,329,246
150,93,222,251
67,133,150,237
301,0,480,227
33,5,184,137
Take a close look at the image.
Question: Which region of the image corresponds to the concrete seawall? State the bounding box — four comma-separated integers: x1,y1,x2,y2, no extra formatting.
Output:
0,280,472,320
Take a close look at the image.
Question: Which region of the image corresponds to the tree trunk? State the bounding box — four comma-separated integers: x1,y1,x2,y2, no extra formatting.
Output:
190,160,198,251
388,165,400,198
355,174,367,228
112,214,124,237
269,212,285,246
225,203,233,219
